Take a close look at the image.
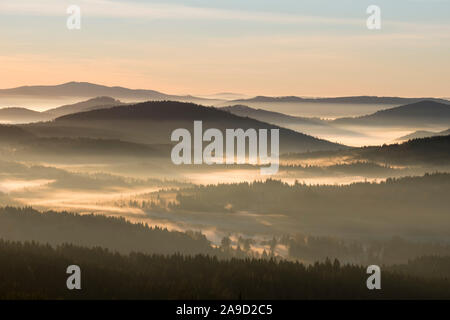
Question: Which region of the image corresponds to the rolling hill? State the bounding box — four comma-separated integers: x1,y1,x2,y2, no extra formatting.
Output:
44,96,124,117
0,123,169,160
26,101,346,154
0,107,51,123
396,129,450,141
221,105,366,139
332,101,450,127
287,135,450,166
356,135,450,165
0,97,125,124
221,105,324,126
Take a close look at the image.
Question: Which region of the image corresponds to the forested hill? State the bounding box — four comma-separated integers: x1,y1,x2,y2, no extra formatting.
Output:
285,134,450,165
333,100,450,126
168,173,450,240
1,240,450,299
47,100,346,153
0,207,216,256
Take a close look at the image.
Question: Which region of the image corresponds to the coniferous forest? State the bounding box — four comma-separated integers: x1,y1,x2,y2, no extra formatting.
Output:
1,240,450,300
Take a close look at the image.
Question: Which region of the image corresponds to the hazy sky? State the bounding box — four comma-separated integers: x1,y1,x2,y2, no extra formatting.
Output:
1,0,449,97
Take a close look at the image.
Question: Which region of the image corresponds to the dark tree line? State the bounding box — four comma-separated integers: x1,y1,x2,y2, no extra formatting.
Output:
286,235,450,265
0,240,449,300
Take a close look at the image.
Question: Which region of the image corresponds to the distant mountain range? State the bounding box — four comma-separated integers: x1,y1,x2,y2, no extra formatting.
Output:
199,92,250,100
232,96,450,105
332,101,450,127
221,105,365,139
396,129,450,141
2,82,449,106
23,101,346,153
221,105,324,126
221,102,450,139
3,97,449,145
0,82,214,103
0,97,125,123
2,99,449,164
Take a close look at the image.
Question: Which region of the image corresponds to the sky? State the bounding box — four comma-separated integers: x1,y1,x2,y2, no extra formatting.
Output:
0,0,449,97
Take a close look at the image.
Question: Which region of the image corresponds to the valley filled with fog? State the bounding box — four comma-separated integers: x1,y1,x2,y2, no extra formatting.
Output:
0,85,449,266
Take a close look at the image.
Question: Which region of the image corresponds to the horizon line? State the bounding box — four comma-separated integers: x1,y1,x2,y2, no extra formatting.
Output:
1,81,449,100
